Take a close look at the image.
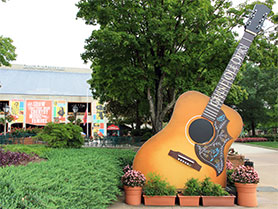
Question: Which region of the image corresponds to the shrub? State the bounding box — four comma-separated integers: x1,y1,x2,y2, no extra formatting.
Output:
144,173,176,196
201,177,229,196
183,178,201,196
10,127,42,137
236,137,267,142
226,160,234,186
36,122,84,148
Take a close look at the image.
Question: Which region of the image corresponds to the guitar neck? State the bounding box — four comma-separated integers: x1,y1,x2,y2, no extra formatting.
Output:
202,31,255,122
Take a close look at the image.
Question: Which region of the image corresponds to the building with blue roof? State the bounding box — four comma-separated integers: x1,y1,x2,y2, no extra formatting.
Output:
0,64,107,137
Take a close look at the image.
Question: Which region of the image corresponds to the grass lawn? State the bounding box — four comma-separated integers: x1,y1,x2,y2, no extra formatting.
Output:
247,141,278,149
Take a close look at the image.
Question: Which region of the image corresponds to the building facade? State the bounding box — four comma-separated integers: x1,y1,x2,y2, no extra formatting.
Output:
0,64,107,137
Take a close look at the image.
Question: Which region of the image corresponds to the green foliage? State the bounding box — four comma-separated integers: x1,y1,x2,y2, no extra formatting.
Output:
227,169,235,187
0,148,136,209
238,64,278,135
144,173,176,196
0,36,16,66
77,0,268,133
131,128,153,138
105,99,150,131
183,178,201,196
201,177,229,196
11,127,43,137
67,115,75,123
36,123,84,148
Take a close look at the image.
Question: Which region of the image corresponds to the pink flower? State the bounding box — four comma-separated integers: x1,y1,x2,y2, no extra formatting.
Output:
231,165,259,184
121,165,146,187
226,160,234,170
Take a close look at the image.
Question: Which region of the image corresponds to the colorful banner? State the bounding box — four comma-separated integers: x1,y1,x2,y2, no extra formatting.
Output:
26,100,52,125
93,102,105,136
53,101,66,123
11,99,24,123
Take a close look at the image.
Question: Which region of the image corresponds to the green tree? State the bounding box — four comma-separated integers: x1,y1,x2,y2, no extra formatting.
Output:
105,99,149,130
238,64,277,136
0,36,16,67
76,0,274,133
1,0,16,66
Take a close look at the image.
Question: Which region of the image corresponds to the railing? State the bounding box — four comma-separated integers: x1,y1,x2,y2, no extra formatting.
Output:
84,136,143,147
0,133,38,145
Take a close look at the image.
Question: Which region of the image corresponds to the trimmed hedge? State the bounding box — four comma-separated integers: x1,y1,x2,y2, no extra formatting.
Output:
236,137,268,142
0,147,136,209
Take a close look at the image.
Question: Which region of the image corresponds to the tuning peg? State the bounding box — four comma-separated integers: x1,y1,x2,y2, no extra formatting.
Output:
259,19,263,23
246,20,251,26
256,25,262,30
262,13,268,18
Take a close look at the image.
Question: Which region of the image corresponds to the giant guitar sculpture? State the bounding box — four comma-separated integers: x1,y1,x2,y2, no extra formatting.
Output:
133,5,270,189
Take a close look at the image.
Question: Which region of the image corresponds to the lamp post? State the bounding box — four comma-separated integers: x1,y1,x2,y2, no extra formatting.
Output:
72,105,78,125
3,104,9,136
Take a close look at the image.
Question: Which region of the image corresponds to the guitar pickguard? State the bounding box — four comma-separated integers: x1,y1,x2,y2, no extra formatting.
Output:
195,110,232,176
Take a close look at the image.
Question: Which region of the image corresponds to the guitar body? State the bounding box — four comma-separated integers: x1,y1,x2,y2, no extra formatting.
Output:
133,91,243,189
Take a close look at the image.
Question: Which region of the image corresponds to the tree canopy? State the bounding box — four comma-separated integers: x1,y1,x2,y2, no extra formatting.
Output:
238,63,277,135
0,0,16,66
0,36,16,67
77,0,276,133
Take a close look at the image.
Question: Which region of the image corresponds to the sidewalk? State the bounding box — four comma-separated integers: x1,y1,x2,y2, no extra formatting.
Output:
109,143,278,209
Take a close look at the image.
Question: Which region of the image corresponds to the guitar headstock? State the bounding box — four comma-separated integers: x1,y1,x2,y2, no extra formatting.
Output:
245,4,271,35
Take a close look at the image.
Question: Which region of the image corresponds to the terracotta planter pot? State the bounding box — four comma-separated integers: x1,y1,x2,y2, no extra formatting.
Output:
177,194,200,206
235,182,258,207
123,186,142,205
143,195,176,206
202,195,235,206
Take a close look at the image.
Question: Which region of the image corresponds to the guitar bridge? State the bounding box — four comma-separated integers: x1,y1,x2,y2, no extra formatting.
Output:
168,150,201,171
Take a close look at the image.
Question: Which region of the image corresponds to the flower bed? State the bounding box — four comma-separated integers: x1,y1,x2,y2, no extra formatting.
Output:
236,137,267,142
0,147,136,209
0,149,40,167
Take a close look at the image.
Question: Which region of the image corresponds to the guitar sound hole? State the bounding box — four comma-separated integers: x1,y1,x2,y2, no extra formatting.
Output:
189,119,214,144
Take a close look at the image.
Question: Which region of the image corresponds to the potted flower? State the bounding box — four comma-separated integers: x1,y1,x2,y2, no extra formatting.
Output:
178,178,201,206
201,177,235,206
231,165,259,207
121,165,146,205
143,172,176,206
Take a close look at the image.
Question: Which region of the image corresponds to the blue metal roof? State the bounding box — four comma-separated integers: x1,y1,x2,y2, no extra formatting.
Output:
0,68,92,96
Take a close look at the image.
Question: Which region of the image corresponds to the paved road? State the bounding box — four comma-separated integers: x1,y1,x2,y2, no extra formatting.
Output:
109,143,278,209
231,143,278,188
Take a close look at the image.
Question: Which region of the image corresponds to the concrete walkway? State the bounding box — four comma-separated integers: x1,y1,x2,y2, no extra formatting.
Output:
109,143,278,209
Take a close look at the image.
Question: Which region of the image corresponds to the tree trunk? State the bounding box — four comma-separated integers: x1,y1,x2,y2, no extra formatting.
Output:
251,121,256,136
135,101,142,130
147,82,177,134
